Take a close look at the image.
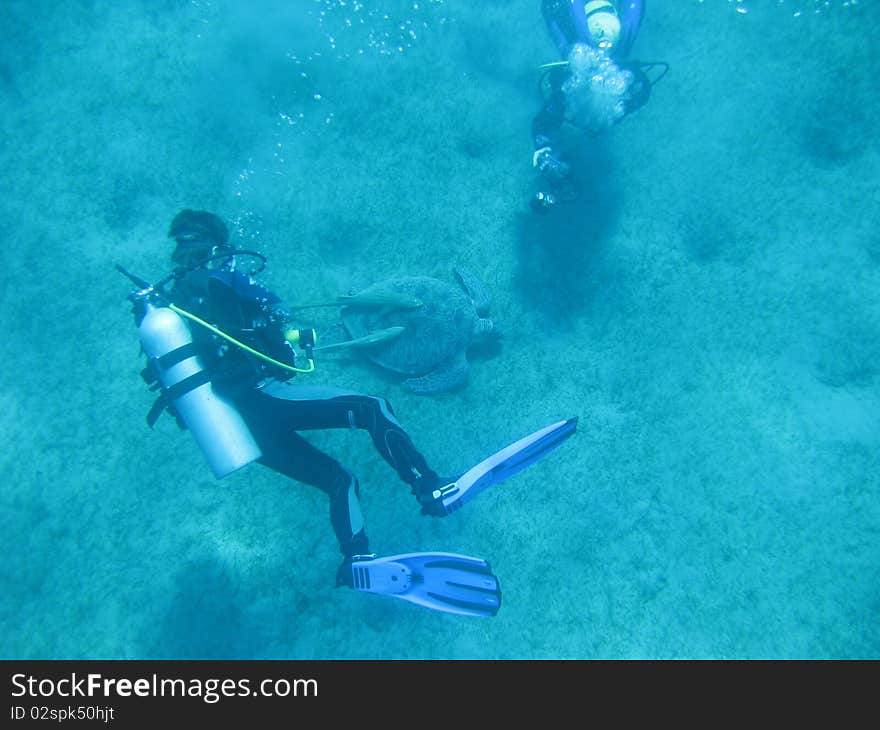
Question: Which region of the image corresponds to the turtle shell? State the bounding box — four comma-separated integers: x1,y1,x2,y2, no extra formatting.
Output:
340,276,478,376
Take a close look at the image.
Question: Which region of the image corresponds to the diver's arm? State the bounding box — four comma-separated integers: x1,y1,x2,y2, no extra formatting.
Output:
206,270,299,377
532,88,566,150
532,77,572,184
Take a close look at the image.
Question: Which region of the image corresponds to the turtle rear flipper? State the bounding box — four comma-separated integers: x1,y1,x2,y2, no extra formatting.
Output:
402,355,469,395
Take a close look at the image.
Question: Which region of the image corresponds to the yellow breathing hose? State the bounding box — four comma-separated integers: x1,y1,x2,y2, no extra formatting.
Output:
169,303,315,374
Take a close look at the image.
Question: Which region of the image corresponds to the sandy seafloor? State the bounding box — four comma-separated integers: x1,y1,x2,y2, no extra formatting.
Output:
0,0,877,659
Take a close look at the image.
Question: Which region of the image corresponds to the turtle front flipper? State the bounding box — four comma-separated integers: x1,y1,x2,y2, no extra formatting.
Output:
402,354,469,395
337,291,423,311
453,266,492,316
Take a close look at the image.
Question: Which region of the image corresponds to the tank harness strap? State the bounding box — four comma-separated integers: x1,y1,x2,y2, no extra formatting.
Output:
145,367,213,430
156,342,199,369
140,343,199,388
161,368,213,402
146,395,174,429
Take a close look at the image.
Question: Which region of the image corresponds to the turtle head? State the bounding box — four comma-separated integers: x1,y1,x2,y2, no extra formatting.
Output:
474,317,501,341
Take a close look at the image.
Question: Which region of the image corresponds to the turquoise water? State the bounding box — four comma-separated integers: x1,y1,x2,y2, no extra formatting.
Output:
0,0,877,659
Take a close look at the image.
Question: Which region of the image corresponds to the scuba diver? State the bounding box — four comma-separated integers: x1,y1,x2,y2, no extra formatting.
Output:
119,209,577,618
531,1,666,214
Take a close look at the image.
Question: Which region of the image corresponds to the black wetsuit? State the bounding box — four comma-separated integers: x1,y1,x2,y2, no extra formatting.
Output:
168,262,439,559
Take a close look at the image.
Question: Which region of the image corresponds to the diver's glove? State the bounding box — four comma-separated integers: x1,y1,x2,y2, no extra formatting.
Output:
532,146,570,181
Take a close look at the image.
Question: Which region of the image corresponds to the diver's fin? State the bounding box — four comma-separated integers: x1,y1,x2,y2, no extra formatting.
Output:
427,417,578,516
348,552,501,618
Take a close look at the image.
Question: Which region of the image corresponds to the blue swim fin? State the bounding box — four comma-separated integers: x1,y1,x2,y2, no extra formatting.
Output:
348,552,501,618
425,417,578,516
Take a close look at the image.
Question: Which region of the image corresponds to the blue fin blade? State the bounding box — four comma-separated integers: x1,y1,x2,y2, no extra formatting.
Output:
439,417,578,514
350,552,502,618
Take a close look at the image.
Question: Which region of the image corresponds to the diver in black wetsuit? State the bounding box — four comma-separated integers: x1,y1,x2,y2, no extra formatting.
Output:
123,210,577,616
531,1,662,214
151,211,450,572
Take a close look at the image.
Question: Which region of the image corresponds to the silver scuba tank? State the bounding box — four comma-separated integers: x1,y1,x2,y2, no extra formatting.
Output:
138,302,262,478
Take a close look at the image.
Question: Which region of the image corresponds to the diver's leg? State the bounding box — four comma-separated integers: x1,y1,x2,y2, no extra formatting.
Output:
329,394,437,487
237,389,371,559
261,432,370,559
323,393,460,513
253,383,441,489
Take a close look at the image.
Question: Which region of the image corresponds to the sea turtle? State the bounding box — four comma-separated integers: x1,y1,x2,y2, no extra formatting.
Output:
332,267,499,394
